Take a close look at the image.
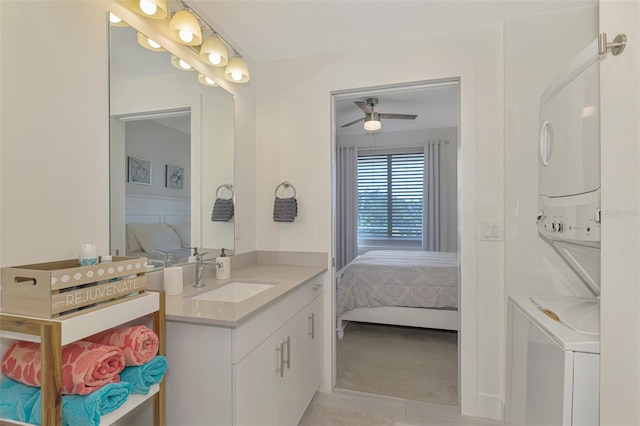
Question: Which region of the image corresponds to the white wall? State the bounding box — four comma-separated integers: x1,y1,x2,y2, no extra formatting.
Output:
125,120,191,198
0,1,110,265
599,1,640,424
504,6,599,298
0,1,256,268
255,25,504,418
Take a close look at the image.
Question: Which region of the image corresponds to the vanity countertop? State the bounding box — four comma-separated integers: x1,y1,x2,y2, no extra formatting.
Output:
165,263,326,327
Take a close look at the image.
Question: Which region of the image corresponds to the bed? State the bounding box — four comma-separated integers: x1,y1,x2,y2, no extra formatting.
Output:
126,222,192,265
124,194,192,266
336,250,459,338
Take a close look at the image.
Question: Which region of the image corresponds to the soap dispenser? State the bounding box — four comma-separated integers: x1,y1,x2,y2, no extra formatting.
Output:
216,248,231,280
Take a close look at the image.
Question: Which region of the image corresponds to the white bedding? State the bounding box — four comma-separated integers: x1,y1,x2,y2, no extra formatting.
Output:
336,250,459,317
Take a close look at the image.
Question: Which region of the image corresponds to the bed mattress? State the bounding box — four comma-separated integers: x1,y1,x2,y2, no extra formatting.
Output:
336,250,459,317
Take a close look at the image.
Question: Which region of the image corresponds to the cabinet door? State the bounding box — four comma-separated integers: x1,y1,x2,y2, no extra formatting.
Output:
306,293,324,397
278,308,309,426
234,332,281,426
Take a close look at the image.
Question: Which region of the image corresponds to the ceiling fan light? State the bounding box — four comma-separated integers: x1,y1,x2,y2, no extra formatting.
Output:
170,55,195,71
137,32,165,52
364,113,381,131
169,10,202,46
125,0,168,19
200,35,229,67
198,73,218,87
224,56,250,83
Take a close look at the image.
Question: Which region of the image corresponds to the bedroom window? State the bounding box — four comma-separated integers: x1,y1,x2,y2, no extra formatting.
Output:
357,150,424,251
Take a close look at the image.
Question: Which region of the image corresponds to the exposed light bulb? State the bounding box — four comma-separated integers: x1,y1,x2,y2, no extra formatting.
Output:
179,59,192,70
179,29,194,43
231,71,243,81
205,76,215,85
147,38,161,49
109,12,122,24
208,53,222,65
139,0,157,16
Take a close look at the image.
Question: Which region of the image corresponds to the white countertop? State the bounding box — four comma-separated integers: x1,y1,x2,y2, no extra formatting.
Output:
165,264,326,327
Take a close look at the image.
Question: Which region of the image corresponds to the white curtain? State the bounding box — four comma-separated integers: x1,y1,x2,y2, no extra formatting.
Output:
336,146,359,270
423,140,449,251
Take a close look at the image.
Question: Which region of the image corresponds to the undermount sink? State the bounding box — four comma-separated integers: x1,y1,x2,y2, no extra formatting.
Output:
191,282,275,303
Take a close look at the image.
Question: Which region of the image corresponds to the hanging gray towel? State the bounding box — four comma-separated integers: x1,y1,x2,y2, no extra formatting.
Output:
211,198,234,221
273,197,298,222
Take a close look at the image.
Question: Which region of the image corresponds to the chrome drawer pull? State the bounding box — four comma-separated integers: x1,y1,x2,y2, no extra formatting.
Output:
284,336,291,369
275,342,285,377
308,313,315,339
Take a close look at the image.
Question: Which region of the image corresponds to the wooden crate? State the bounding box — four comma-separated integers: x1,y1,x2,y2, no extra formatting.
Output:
1,257,148,318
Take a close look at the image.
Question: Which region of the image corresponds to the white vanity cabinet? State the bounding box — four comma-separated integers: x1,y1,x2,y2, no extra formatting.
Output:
166,275,325,426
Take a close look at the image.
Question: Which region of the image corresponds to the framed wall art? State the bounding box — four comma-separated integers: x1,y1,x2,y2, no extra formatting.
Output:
166,165,184,189
128,156,152,185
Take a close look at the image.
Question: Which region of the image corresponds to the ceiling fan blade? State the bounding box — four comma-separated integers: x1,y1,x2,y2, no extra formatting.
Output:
379,113,418,120
354,101,372,114
341,117,365,128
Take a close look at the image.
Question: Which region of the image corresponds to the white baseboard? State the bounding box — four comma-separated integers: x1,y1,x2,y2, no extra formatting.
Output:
476,393,503,421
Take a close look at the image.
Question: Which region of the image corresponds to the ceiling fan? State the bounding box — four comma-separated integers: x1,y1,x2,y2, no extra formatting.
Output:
341,97,418,131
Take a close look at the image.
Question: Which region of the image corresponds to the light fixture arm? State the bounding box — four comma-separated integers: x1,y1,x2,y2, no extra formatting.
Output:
175,0,244,59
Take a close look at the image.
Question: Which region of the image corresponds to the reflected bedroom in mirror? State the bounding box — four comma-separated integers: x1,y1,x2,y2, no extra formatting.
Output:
109,16,235,271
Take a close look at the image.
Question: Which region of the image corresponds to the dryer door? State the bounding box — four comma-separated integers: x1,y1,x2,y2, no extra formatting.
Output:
539,40,600,198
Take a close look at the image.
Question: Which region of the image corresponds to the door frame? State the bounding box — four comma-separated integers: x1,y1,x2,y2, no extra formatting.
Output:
329,76,478,414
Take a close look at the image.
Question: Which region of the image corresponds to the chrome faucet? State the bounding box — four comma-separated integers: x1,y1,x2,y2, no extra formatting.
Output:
194,252,223,288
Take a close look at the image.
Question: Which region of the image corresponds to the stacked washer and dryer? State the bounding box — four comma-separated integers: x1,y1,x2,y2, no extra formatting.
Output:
505,39,602,426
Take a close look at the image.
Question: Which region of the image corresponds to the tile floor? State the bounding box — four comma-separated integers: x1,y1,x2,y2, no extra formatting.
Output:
308,388,503,426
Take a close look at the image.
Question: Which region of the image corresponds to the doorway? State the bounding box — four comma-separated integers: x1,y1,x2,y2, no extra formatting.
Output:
331,80,461,405
109,109,192,260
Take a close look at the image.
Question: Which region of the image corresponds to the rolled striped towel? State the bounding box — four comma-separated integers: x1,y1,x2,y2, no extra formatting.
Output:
273,197,298,222
1,340,124,395
84,325,159,366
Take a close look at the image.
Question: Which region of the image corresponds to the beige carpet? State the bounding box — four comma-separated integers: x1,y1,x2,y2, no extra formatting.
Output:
336,322,458,406
298,404,395,426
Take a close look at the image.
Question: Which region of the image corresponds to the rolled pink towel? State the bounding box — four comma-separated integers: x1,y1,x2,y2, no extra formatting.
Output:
85,326,159,366
1,340,125,395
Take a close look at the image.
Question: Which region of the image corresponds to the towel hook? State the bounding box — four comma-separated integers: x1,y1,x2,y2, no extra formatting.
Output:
275,181,296,198
215,183,234,200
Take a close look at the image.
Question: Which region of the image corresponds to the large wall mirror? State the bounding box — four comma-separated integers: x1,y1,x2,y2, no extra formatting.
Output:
109,17,235,268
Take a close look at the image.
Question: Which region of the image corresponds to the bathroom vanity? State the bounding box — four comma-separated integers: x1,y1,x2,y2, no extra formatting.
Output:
164,256,326,426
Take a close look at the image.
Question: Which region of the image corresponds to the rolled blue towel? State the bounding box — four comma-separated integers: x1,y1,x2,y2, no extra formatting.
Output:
0,376,40,423
0,377,131,426
119,355,168,395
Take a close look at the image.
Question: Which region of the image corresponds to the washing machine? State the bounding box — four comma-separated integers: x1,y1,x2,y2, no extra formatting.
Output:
505,38,602,426
506,295,600,426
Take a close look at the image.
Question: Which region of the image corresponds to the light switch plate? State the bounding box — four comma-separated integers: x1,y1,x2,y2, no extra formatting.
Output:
480,223,502,241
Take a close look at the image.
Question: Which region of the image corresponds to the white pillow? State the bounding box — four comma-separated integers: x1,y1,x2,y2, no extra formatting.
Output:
168,223,191,248
126,224,145,253
134,225,183,254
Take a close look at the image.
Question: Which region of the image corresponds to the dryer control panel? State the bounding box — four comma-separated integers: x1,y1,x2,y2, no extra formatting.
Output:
538,197,601,246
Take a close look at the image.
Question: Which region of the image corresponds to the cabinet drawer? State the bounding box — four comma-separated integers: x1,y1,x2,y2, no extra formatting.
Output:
305,278,324,304
232,282,309,363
